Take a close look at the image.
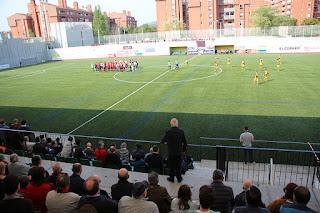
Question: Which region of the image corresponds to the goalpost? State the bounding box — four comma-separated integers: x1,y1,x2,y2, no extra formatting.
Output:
20,57,38,66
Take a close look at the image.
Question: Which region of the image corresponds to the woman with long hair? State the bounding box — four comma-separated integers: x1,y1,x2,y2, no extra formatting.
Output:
171,184,197,213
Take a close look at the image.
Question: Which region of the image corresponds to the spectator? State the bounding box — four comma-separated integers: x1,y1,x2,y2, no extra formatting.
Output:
145,145,166,171
0,155,8,175
48,163,62,187
188,185,218,213
118,181,159,213
119,142,130,163
107,142,120,155
104,146,122,169
0,162,6,200
69,163,85,196
32,137,48,156
7,124,24,150
132,143,145,160
160,118,187,182
95,140,107,163
171,184,197,213
26,167,55,213
13,119,20,128
18,175,29,197
235,180,265,207
73,139,86,161
145,147,153,160
280,186,317,213
232,185,270,213
46,173,80,213
60,136,74,158
130,152,145,169
111,168,133,201
39,135,48,148
84,142,95,158
78,176,118,213
50,139,62,156
28,155,49,179
240,126,255,164
147,172,172,213
0,118,9,147
19,120,33,141
7,153,30,176
267,182,297,213
92,175,110,198
0,175,34,213
210,169,235,213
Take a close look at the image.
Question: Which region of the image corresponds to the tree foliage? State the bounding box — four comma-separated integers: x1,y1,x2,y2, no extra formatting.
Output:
118,24,157,34
92,5,110,36
163,18,184,31
250,6,279,28
28,29,35,37
301,18,320,25
273,16,297,26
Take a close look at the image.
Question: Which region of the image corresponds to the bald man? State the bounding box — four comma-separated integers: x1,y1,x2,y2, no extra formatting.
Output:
235,180,265,207
111,168,133,201
92,175,110,198
78,176,118,213
160,118,187,182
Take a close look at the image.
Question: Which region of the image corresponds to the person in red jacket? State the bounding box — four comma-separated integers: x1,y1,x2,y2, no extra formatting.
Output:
25,167,55,213
95,140,107,163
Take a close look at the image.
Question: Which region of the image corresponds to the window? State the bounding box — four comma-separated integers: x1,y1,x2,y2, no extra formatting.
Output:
209,13,212,19
172,12,175,16
209,6,212,11
209,0,212,2
209,21,212,26
61,16,66,21
200,14,202,17
172,6,175,10
59,10,65,14
240,20,244,25
240,12,244,17
172,0,175,4
240,4,244,9
69,17,73,21
307,14,311,17
249,4,251,8
201,22,203,25
70,11,74,15
308,8,311,12
308,2,311,6
85,18,89,22
67,11,69,15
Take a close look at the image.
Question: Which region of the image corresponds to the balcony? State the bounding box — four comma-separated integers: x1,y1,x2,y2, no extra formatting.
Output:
224,23,235,27
222,15,235,19
219,0,234,4
224,8,235,12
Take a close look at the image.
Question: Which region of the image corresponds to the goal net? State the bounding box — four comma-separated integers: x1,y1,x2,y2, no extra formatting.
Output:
20,57,37,66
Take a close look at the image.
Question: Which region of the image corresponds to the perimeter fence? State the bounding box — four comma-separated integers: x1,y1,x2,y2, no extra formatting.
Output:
0,128,319,188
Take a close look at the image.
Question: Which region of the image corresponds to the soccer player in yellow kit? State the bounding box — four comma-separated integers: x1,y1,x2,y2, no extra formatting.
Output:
277,59,280,72
214,62,219,72
279,55,282,64
253,71,259,85
259,58,263,68
227,57,232,68
215,57,219,63
185,59,189,68
264,69,268,83
241,59,245,71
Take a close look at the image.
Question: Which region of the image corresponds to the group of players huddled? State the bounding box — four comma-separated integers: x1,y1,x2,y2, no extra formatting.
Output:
214,55,282,86
91,60,139,73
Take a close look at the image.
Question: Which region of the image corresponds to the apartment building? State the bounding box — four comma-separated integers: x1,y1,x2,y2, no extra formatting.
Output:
155,0,320,32
108,10,138,29
7,0,93,39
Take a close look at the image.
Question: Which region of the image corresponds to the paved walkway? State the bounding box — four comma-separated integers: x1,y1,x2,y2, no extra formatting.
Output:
3,154,320,212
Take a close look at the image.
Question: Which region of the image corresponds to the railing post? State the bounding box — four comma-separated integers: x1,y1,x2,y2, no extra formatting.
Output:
268,158,274,185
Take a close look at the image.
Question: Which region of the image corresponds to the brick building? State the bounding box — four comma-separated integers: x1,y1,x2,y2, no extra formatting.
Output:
155,0,320,32
108,10,138,29
7,0,93,39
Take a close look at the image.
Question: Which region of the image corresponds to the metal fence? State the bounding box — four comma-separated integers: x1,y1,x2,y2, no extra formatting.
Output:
1,128,320,188
93,25,320,45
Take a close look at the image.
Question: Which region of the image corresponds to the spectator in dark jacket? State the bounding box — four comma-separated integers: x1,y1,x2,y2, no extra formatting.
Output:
69,163,85,196
232,186,270,213
28,155,49,179
235,180,265,208
111,168,133,201
147,172,172,213
48,163,62,187
0,118,9,147
78,176,118,213
0,175,34,213
104,146,122,169
210,169,235,213
7,124,24,150
84,142,95,158
18,120,33,141
132,143,145,160
73,139,86,161
145,145,166,171
32,137,48,156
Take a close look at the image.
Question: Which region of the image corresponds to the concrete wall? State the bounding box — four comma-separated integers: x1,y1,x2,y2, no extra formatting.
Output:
0,38,47,69
47,36,320,60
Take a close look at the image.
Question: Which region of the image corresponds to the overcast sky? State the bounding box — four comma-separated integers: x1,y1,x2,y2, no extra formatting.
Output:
0,0,157,32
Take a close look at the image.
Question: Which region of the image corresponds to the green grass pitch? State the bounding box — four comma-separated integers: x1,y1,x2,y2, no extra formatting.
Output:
0,54,319,149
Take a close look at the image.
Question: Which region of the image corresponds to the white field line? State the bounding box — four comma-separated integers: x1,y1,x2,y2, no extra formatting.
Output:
68,56,199,134
0,63,75,82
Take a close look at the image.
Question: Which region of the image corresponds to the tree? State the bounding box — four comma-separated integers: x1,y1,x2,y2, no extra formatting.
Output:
301,18,320,25
250,6,279,28
28,29,35,37
273,16,297,26
92,5,109,37
163,18,184,31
